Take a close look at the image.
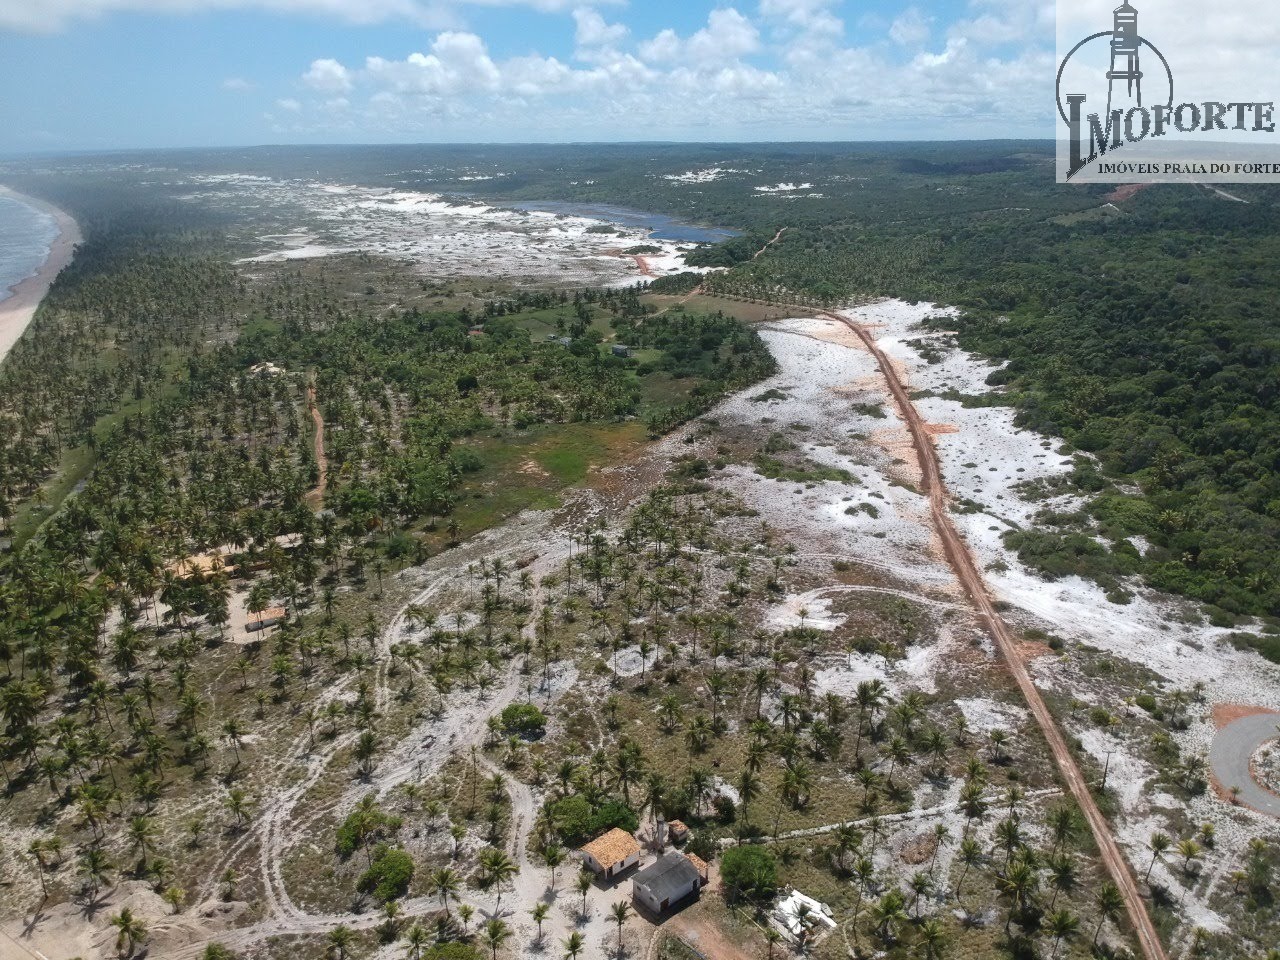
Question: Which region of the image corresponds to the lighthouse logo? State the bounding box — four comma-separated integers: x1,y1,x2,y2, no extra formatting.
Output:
1056,2,1279,183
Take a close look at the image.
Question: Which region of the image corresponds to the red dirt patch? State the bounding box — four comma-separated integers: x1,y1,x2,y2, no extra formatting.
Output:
925,423,959,435
1211,703,1279,729
1105,183,1152,203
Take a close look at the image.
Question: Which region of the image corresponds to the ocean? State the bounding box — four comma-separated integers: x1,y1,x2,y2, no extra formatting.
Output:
0,194,58,303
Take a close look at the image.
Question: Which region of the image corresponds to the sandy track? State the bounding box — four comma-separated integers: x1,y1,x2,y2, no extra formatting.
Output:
752,226,787,260
824,307,1170,960
1209,713,1280,818
305,383,327,509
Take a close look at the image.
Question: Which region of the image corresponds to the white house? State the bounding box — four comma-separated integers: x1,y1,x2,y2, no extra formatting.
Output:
631,852,701,914
579,828,641,880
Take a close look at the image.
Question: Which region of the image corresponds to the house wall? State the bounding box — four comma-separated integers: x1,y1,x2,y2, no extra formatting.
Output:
583,850,639,877
632,875,698,913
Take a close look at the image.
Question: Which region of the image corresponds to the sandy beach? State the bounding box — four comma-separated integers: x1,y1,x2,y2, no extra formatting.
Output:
0,185,81,364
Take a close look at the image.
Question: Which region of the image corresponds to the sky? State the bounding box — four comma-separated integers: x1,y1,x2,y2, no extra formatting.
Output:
0,0,1272,152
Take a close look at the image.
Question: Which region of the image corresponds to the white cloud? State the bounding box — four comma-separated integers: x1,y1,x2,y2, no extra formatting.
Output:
889,8,932,46
0,0,614,33
759,0,843,37
638,28,681,63
638,8,760,66
572,7,625,47
222,76,254,91
303,57,353,92
276,97,302,111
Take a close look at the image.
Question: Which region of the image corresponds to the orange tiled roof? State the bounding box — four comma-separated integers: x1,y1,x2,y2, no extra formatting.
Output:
581,828,639,866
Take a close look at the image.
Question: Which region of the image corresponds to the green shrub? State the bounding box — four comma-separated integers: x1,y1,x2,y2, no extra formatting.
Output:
499,702,547,737
358,844,415,902
720,845,777,901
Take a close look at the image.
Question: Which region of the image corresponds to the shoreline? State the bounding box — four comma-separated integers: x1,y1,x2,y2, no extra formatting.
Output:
0,185,81,364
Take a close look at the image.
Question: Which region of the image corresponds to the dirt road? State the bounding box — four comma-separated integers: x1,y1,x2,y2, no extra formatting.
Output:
824,308,1169,960
752,226,787,260
1209,712,1280,818
305,382,326,509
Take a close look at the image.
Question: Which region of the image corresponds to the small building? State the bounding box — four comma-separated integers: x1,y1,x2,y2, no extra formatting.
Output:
773,888,836,944
611,344,631,358
667,819,690,843
631,852,701,914
579,828,641,880
247,607,286,632
684,852,709,885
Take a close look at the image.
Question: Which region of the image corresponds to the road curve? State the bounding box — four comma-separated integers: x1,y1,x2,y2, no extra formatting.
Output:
821,307,1170,960
1210,713,1280,818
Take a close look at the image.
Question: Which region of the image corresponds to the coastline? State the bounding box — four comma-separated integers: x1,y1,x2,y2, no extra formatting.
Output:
0,185,81,363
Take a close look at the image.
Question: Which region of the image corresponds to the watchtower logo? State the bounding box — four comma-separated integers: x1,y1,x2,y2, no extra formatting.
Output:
1055,2,1280,183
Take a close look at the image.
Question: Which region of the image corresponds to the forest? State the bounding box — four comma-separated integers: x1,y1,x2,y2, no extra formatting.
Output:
0,143,1277,960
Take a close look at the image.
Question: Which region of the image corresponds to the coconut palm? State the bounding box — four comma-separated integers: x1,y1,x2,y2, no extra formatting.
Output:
563,931,586,960
430,867,460,915
531,902,550,941
1092,882,1124,948
610,900,630,953
326,925,355,959
482,918,511,960
1044,908,1079,959
109,907,148,958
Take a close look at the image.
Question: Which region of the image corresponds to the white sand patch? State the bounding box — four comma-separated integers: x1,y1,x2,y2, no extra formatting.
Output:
663,167,753,183
706,316,958,595
812,634,951,699
190,176,693,285
604,644,652,678
837,300,1280,710
955,697,1029,734
765,592,846,631
814,653,898,698
754,182,813,193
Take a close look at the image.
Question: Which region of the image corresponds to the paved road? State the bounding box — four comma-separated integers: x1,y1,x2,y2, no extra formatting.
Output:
1210,713,1280,818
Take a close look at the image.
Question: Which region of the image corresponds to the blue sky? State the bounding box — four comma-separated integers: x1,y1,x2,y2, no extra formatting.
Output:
0,0,1058,152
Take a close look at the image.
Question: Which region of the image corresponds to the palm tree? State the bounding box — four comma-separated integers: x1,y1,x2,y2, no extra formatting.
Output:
869,889,908,944
78,846,113,900
563,932,585,960
128,815,157,872
917,917,947,960
1047,854,1077,908
109,907,148,958
1092,882,1124,948
1146,831,1170,882
327,925,355,959
430,867,460,915
1177,837,1202,875
403,923,429,959
576,870,594,917
479,847,518,911
1044,908,1079,959
543,844,566,889
531,901,550,941
610,900,630,954
482,918,511,960
954,838,983,907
